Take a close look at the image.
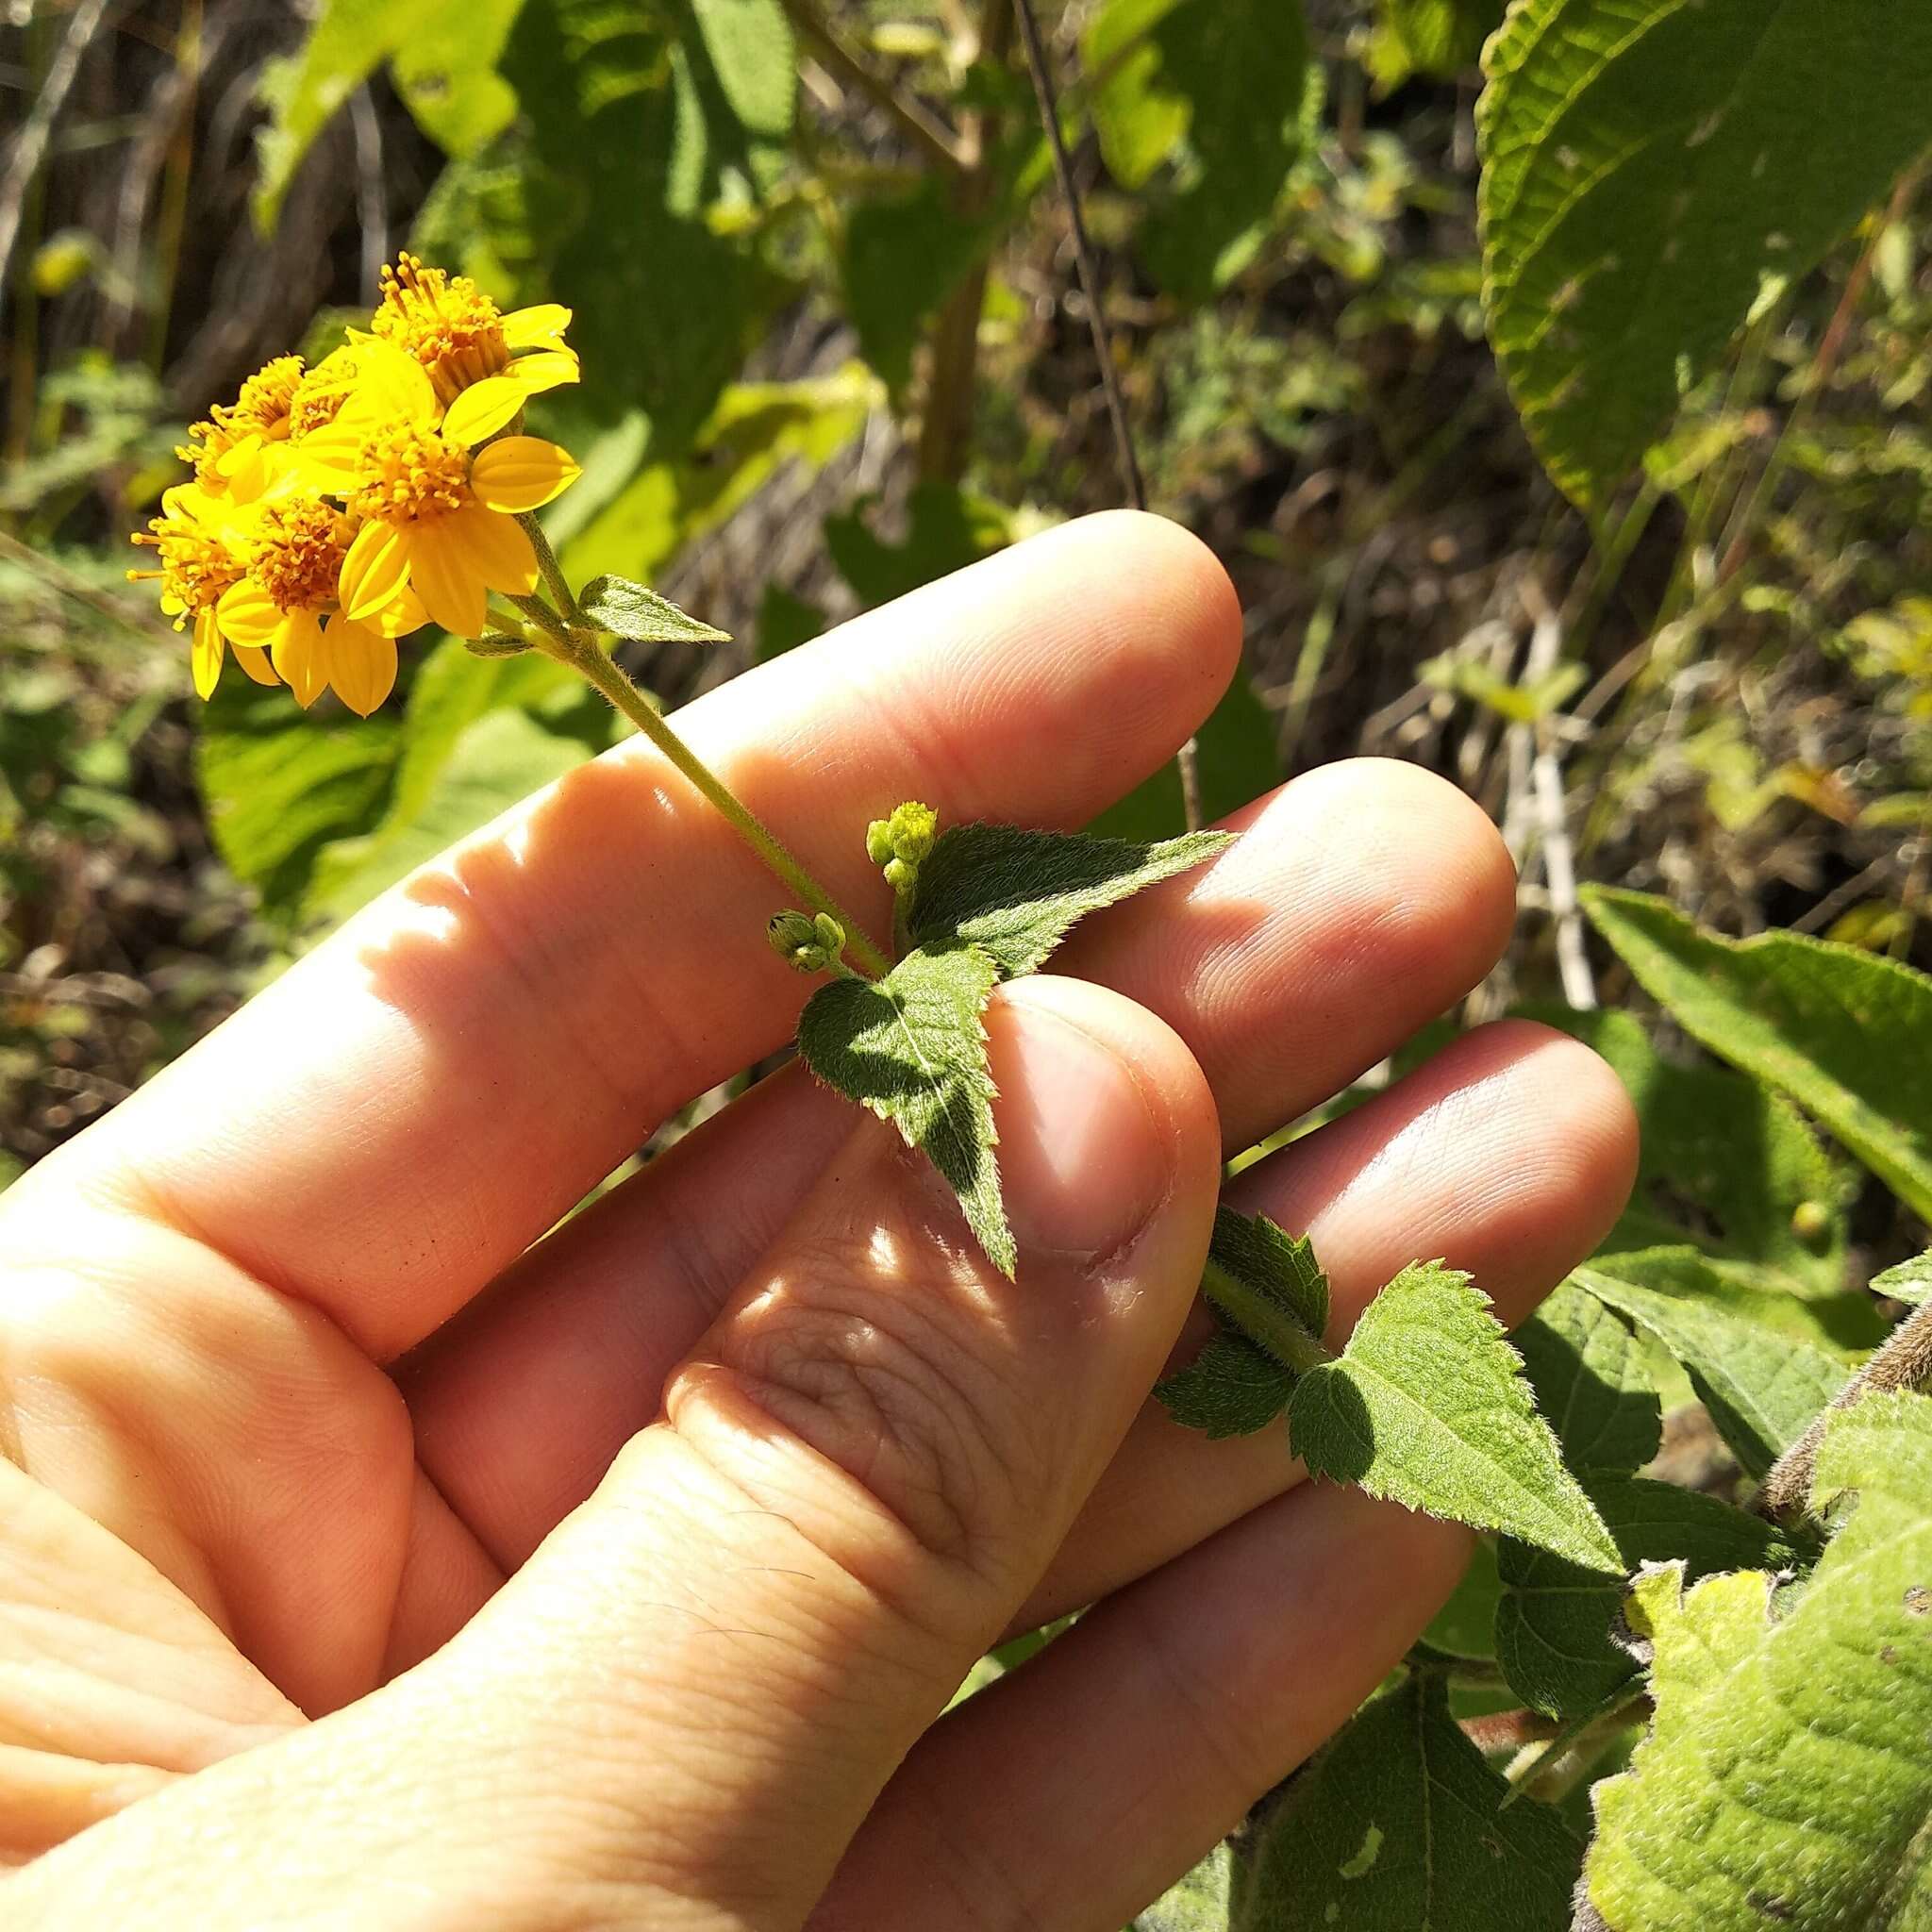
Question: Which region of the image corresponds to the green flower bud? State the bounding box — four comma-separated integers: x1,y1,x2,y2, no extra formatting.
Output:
888,800,938,865
767,909,828,971
882,858,916,893
811,912,846,954
865,820,896,868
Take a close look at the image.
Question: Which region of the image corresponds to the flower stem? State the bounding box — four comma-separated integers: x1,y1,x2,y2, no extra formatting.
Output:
514,518,893,979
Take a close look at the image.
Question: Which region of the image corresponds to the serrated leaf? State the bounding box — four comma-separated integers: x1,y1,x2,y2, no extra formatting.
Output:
1512,1281,1662,1475
578,574,730,646
1478,0,1932,507
908,824,1232,980
1874,1250,1932,1307
1581,1391,1932,1931
1288,1262,1621,1572
1583,883,1932,1227
1157,1208,1328,1438
1247,1674,1582,1930
1497,1474,1790,1717
1156,1332,1295,1441
1574,1258,1851,1479
795,944,1012,1274
1519,1001,1846,1297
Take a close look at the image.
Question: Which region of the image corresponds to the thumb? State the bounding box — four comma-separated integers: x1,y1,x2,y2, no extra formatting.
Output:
5,975,1219,1932
462,972,1222,1924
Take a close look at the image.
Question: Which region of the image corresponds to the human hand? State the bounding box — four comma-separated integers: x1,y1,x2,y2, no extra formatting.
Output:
0,513,1635,1929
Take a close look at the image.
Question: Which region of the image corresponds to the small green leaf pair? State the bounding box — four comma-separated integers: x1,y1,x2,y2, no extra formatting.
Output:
794,815,1232,1276
1160,1207,1623,1574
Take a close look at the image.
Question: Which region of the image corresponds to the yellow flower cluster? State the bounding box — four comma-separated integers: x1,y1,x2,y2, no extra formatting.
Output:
132,256,582,714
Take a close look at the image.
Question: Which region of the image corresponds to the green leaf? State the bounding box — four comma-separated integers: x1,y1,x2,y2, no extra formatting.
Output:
1518,1001,1846,1298
1247,1674,1581,1930
1156,1331,1297,1441
1288,1262,1622,1571
795,944,1012,1275
754,583,826,663
1512,1280,1662,1475
1087,670,1282,842
1367,0,1505,89
1478,0,1932,507
253,0,525,226
1574,1258,1852,1479
1874,1250,1932,1307
685,0,794,139
1581,1391,1932,1930
578,575,731,645
1582,887,1932,1224
195,677,403,928
1157,1208,1328,1438
908,824,1232,980
1086,0,1308,301
1496,1474,1790,1717
1422,1536,1504,1661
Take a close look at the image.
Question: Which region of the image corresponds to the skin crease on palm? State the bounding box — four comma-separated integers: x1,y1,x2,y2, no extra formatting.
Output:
0,512,1637,1930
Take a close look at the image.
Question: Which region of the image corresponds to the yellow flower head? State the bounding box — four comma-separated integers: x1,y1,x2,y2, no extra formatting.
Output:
298,341,580,641
128,484,279,698
366,252,578,443
179,354,307,492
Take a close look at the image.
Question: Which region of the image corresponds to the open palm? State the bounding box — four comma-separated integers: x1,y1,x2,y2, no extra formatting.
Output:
0,514,1633,1927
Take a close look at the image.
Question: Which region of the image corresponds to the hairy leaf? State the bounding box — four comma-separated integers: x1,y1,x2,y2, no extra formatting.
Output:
1497,1474,1790,1717
1581,1392,1932,1930
908,824,1232,979
1288,1263,1621,1571
1520,1001,1846,1296
686,0,794,139
1249,1674,1582,1929
1512,1281,1662,1475
1874,1250,1932,1307
1085,0,1308,301
1156,1209,1330,1438
579,575,731,645
1478,0,1932,507
1574,1259,1851,1478
795,944,1011,1274
1583,887,1932,1224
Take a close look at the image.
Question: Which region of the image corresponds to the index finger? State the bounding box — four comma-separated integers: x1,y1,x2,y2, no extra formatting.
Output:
44,512,1240,1358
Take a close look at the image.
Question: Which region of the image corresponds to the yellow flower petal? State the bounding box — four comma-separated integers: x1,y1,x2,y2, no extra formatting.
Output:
339,520,411,622
449,503,540,597
406,520,490,638
378,585,431,638
442,376,526,447
340,340,441,427
217,577,281,646
233,643,280,688
470,437,582,514
272,608,329,708
324,616,399,716
508,349,579,395
288,424,366,496
191,608,224,700
500,303,572,349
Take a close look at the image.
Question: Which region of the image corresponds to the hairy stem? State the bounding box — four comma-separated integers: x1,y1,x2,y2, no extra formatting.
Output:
1201,1257,1332,1377
514,519,893,978
1757,1295,1932,1520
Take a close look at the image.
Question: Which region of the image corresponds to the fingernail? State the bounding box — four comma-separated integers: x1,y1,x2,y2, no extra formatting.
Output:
989,990,1176,1260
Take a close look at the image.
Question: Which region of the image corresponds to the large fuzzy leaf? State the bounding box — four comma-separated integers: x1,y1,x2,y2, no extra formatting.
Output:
1580,1392,1932,1930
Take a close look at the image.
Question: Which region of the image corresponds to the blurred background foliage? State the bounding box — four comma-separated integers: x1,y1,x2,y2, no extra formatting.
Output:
2,0,1930,1202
